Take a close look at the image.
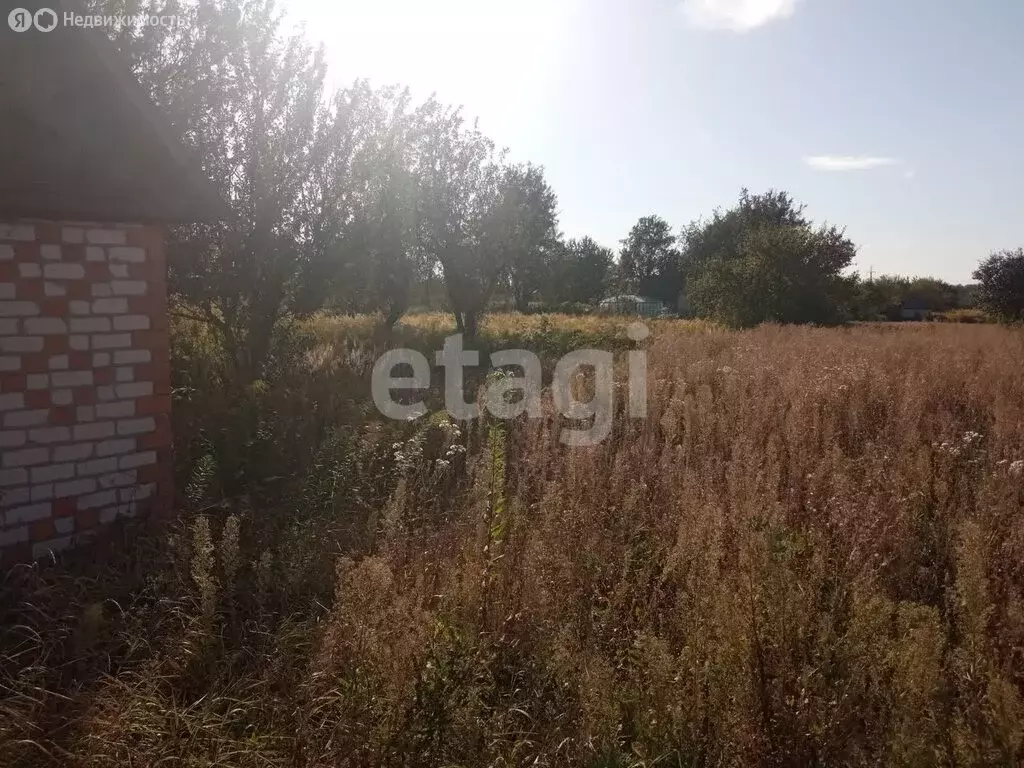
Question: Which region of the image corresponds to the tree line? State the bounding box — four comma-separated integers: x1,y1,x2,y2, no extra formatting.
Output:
94,0,1024,379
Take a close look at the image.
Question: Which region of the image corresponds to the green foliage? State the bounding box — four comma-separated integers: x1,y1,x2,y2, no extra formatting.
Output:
618,215,682,305
549,236,616,305
681,189,856,326
973,248,1024,321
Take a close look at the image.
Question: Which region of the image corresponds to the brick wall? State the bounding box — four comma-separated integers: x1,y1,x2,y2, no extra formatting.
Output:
0,220,173,565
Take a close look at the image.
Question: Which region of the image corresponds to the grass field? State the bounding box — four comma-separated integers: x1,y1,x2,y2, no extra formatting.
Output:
3,316,1024,766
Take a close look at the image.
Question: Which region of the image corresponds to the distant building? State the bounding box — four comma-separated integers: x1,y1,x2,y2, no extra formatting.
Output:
598,295,669,318
900,298,933,321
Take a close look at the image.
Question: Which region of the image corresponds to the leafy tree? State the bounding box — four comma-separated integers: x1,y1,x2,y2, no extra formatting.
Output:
549,237,614,305
682,189,856,326
500,164,560,312
618,215,681,305
973,249,1024,321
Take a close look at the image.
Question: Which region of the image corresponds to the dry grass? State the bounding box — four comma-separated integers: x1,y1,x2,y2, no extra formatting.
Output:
3,318,1024,767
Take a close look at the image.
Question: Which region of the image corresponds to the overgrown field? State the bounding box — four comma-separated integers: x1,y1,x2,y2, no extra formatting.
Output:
3,316,1024,767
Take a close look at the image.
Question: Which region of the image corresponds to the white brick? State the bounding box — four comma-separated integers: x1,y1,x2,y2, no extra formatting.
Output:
77,406,95,422
44,282,68,297
96,400,134,419
18,263,41,278
92,352,111,367
0,357,21,372
53,443,94,462
62,227,85,244
4,410,48,429
96,438,135,457
40,244,62,260
0,244,15,259
120,451,156,469
114,348,151,364
87,230,127,245
30,464,74,483
79,489,116,509
120,483,155,502
4,502,49,526
116,382,153,399
44,263,85,280
99,470,136,488
28,427,71,444
0,429,26,448
109,263,129,278
0,283,14,300
0,224,35,241
91,284,113,298
0,467,29,486
74,422,115,441
0,393,25,411
96,386,116,401
70,301,91,315
116,367,134,383
30,484,54,502
1,487,30,508
111,281,146,296
113,316,150,332
26,374,48,389
70,317,111,333
92,333,132,350
0,319,17,334
85,246,106,262
33,536,74,559
117,418,155,436
0,526,28,546
92,298,128,315
69,335,90,351
0,336,42,353
51,370,92,388
108,245,144,262
24,318,67,335
3,446,48,467
50,389,72,405
0,302,40,317
54,516,75,534
56,478,97,496
48,355,69,370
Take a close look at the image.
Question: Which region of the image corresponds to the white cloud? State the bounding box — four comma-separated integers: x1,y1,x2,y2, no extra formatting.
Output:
804,155,900,172
679,0,801,32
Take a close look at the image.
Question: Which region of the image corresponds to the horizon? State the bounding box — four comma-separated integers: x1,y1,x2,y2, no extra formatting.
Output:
287,0,1024,284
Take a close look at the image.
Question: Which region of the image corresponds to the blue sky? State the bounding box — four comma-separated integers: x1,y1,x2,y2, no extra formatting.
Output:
291,0,1024,283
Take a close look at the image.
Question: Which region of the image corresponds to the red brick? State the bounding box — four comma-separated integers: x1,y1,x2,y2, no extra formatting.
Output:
94,367,114,385
41,298,67,317
134,330,169,354
69,351,91,369
30,518,55,541
136,393,172,416
25,390,50,409
43,335,67,354
85,262,110,280
0,263,17,281
51,406,75,425
66,281,91,300
18,280,44,300
0,543,32,569
0,374,26,393
35,223,62,244
12,243,40,261
22,353,50,374
60,244,86,261
53,498,77,518
74,388,96,406
76,508,99,529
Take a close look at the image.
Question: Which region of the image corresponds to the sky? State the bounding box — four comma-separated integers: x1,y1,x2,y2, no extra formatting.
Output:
287,0,1024,283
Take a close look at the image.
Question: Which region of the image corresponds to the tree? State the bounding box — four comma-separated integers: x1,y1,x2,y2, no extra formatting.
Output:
683,190,857,326
618,215,681,304
501,164,560,312
549,237,614,305
973,249,1024,321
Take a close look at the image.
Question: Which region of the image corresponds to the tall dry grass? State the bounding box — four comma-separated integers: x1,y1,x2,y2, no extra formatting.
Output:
3,318,1024,767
